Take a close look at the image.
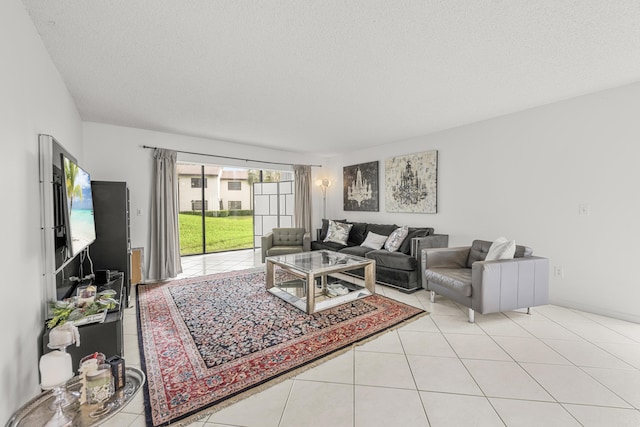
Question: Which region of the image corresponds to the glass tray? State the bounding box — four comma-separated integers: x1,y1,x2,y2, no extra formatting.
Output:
7,366,145,427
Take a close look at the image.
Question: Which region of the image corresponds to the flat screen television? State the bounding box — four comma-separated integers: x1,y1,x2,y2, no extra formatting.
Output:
61,154,97,257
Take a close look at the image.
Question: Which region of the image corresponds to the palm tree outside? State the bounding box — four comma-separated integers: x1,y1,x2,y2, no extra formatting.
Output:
64,159,82,210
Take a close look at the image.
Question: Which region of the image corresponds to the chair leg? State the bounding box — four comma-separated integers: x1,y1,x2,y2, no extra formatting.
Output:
430,291,435,303
526,307,531,315
468,308,475,323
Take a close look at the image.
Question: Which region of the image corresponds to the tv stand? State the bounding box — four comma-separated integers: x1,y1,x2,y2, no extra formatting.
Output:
42,274,125,369
91,181,132,308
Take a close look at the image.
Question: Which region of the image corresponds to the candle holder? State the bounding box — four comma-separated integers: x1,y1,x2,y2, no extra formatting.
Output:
42,384,74,427
40,345,74,427
46,343,78,409
87,364,115,418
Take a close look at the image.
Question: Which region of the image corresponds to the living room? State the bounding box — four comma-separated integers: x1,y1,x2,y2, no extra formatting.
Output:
4,0,640,425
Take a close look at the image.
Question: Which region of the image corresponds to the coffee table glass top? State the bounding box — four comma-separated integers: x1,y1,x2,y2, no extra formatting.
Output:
267,250,371,273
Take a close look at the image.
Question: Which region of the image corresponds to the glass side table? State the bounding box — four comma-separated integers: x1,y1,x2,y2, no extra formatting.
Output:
6,367,145,427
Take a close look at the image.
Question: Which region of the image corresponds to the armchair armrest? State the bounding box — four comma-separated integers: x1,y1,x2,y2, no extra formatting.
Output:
422,246,470,269
411,234,450,258
414,234,450,288
303,232,311,251
261,232,274,263
471,256,549,314
421,246,469,288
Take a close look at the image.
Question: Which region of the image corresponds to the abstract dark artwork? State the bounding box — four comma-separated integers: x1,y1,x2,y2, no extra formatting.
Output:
385,150,438,213
343,161,379,211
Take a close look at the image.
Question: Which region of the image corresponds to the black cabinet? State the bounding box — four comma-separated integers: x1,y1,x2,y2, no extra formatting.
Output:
43,274,124,369
91,181,131,307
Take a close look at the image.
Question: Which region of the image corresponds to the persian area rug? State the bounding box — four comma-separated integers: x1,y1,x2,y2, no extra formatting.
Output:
137,268,426,426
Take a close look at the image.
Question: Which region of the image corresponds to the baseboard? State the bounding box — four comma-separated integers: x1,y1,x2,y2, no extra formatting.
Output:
550,298,640,324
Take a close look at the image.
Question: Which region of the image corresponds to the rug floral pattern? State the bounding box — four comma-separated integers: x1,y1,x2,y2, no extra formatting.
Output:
137,268,425,426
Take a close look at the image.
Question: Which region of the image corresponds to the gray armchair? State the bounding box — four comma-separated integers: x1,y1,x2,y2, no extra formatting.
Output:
421,240,549,322
261,228,311,263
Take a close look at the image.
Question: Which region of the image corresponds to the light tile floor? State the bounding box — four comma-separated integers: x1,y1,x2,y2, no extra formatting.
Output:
107,249,640,427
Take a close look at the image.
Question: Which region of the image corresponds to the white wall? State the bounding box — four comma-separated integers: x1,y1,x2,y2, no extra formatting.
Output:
82,122,326,279
6,1,638,421
1,0,83,423
323,82,640,323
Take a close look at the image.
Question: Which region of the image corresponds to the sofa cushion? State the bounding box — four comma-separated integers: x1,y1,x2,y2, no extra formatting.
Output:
266,246,304,258
384,226,409,252
366,250,417,271
425,267,473,297
360,232,388,250
347,222,368,246
311,240,348,251
399,228,433,255
324,220,353,245
339,245,373,257
320,218,347,241
366,223,397,237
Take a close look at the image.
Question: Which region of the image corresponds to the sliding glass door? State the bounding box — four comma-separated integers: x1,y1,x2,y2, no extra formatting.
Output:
177,163,291,256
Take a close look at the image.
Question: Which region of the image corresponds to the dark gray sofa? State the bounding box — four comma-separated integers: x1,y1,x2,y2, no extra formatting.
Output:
311,220,448,292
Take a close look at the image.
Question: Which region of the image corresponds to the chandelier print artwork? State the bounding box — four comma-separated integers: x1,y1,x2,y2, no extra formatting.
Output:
385,150,438,213
343,161,379,211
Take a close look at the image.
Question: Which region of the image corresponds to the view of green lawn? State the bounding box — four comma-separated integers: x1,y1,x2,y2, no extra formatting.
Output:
179,214,253,255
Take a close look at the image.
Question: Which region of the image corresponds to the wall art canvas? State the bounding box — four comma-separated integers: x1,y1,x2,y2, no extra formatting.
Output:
343,161,379,211
385,150,438,213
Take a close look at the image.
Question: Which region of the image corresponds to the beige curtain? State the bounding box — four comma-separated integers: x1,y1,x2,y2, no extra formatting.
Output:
148,148,182,280
293,165,312,232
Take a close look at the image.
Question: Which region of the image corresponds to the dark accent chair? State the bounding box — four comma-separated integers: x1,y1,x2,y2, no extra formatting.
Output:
261,228,311,262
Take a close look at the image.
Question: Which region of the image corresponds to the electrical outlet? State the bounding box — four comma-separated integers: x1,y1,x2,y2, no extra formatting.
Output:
554,266,564,277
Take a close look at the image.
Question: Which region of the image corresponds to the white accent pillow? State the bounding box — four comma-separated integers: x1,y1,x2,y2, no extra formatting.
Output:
360,232,388,250
384,226,409,252
485,237,516,261
323,220,352,245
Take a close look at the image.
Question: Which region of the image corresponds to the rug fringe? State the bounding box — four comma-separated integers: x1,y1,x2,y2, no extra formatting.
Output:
168,310,429,427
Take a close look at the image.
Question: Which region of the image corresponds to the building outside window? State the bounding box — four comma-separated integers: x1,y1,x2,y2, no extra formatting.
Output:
228,181,241,191
191,200,208,211
228,201,242,210
191,177,207,188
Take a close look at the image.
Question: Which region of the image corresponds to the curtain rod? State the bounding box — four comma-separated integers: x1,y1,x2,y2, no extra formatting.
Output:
141,145,322,168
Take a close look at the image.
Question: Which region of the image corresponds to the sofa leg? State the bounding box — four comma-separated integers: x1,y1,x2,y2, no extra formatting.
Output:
527,307,531,315
468,308,475,323
430,291,435,303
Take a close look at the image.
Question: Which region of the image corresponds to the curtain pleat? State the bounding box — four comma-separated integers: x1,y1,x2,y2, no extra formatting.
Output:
293,165,312,232
148,148,182,280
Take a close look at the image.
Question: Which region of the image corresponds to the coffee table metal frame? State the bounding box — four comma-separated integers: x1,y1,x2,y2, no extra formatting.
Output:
265,250,376,314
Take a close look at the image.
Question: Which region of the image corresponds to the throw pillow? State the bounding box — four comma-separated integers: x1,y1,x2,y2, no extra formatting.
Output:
485,237,516,261
323,220,353,245
320,218,347,241
360,231,388,250
384,226,409,252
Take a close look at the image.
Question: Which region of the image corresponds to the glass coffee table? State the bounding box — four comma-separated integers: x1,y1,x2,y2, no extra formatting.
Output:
265,250,376,314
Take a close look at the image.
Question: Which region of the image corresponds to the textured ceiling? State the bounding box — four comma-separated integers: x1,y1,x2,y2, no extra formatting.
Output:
22,0,640,155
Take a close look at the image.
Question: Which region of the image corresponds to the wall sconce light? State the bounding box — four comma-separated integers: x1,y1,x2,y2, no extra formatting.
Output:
316,178,331,218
